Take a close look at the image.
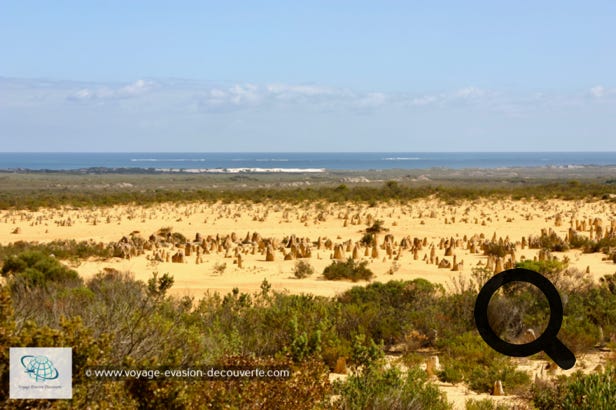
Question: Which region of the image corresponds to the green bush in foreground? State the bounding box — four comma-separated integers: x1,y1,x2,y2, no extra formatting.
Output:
335,365,451,410
531,367,616,410
0,250,82,289
323,258,374,282
438,332,530,395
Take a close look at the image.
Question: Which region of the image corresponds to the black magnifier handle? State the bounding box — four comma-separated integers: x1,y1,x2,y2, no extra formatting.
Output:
544,337,576,370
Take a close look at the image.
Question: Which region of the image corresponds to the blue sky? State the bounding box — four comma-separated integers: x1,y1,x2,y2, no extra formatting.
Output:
1,1,615,152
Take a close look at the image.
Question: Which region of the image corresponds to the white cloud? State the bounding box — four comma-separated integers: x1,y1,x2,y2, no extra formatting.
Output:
590,85,605,98
4,76,614,118
266,83,339,97
197,83,355,111
228,83,261,105
588,85,616,101
121,79,153,96
405,86,491,107
68,79,154,101
355,92,387,108
455,86,485,99
410,95,439,106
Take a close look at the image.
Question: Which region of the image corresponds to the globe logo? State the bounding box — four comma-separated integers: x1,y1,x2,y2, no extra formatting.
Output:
20,355,60,382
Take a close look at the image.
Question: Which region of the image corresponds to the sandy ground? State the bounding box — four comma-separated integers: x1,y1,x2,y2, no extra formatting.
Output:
1,198,615,298
2,198,615,409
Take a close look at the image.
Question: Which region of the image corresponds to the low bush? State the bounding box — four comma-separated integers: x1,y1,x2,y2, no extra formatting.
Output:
531,367,616,410
360,232,376,247
529,232,569,252
335,365,452,410
438,362,464,384
213,262,227,274
1,250,82,289
515,259,567,277
0,240,113,262
293,260,315,279
366,220,387,234
323,258,374,282
438,332,530,395
483,241,515,258
568,233,591,249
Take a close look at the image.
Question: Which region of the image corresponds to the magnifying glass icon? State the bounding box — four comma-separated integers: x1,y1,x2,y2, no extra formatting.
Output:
474,268,576,370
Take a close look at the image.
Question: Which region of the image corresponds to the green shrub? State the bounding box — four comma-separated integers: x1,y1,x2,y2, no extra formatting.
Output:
531,368,616,410
529,232,569,252
335,365,452,410
335,280,442,348
559,316,600,354
293,260,315,279
360,232,376,246
438,363,464,384
483,242,514,258
438,332,530,394
366,219,387,234
569,233,591,249
350,333,384,368
323,258,374,282
515,259,567,277
0,240,113,262
1,250,81,288
468,361,530,395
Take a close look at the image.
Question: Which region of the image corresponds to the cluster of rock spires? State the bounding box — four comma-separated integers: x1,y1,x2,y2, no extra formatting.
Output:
99,215,616,276
101,216,616,273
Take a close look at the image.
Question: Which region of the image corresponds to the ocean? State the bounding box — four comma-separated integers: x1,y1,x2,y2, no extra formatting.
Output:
0,152,615,172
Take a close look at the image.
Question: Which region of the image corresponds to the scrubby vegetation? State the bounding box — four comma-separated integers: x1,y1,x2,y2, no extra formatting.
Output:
335,365,451,410
366,219,387,234
323,258,374,281
1,250,82,289
293,260,315,279
1,250,616,407
483,241,515,258
528,231,570,252
0,176,615,210
0,240,113,262
438,332,530,394
531,367,616,410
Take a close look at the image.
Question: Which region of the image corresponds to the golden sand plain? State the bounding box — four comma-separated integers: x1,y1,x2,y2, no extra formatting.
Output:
1,197,615,298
